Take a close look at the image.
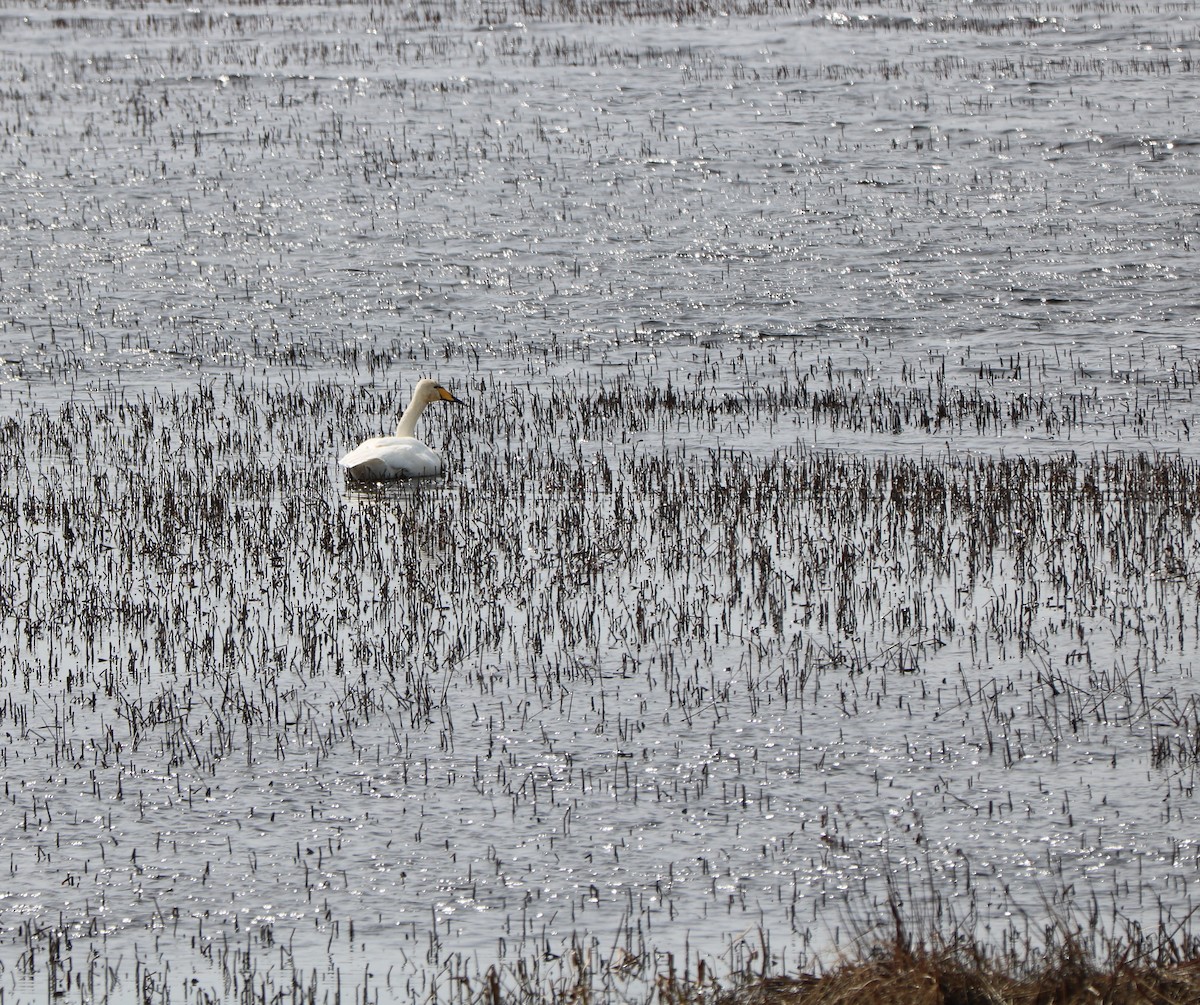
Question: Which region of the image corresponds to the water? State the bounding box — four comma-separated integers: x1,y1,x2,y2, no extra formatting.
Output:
2,2,1200,1001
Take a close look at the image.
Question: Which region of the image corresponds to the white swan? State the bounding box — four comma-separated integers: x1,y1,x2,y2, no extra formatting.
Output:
339,379,465,481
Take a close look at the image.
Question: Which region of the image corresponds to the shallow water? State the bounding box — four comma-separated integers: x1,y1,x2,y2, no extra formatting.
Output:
2,1,1200,1002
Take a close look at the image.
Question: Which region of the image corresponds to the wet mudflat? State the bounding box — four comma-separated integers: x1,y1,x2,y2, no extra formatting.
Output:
1,1,1200,1002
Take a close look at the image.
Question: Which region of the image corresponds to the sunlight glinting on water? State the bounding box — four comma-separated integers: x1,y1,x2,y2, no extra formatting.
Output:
1,1,1200,1001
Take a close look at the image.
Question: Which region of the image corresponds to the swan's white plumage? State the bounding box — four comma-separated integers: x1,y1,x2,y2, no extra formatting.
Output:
339,436,445,480
339,379,463,482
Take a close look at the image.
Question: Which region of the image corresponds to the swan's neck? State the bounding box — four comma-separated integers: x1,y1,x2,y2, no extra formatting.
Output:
395,394,428,438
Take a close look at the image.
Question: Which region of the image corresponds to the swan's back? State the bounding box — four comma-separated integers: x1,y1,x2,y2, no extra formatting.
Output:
339,437,443,481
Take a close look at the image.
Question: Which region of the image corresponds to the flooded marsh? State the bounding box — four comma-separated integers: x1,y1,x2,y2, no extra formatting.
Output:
5,365,1200,1001
2,1,1200,1002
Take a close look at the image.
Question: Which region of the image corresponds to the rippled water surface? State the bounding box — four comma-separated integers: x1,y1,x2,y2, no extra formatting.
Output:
2,1,1200,1001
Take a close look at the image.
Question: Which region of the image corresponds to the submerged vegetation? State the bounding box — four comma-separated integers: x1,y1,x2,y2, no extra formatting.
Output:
4,365,1200,1000
2,0,1200,1000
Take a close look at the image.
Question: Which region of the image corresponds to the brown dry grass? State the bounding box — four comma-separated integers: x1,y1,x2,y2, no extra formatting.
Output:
651,939,1200,1005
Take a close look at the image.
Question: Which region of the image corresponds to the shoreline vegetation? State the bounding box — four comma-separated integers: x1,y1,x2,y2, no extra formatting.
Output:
562,898,1200,1005
683,944,1200,1005
487,910,1200,1005
22,910,1200,1004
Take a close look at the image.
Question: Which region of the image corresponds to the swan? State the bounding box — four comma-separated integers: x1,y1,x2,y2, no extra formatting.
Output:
339,379,465,481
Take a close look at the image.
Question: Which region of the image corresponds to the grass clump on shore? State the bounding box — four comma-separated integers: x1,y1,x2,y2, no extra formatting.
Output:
660,927,1200,1005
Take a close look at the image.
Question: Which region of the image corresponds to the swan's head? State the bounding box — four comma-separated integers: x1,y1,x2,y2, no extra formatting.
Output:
414,378,465,406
